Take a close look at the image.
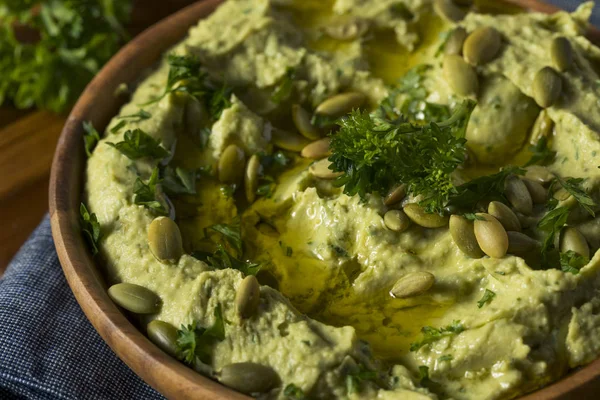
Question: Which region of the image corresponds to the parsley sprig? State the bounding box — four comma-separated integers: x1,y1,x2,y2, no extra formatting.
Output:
410,320,464,352
560,250,589,274
133,167,168,215
176,305,225,365
107,129,170,160
79,202,101,255
477,289,496,308
329,100,476,213
83,121,101,157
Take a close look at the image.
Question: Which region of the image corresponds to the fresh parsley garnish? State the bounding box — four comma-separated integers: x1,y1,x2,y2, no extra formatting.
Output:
132,167,168,215
271,67,296,104
208,84,233,120
418,366,430,384
207,218,243,255
284,384,306,399
110,120,127,133
80,202,101,255
106,129,170,160
117,109,152,122
556,177,596,217
176,305,225,365
256,176,276,198
537,206,570,257
560,250,589,274
0,0,131,112
410,320,464,352
464,213,485,221
329,100,475,213
438,354,453,362
161,166,197,195
477,289,496,308
525,136,555,167
83,121,101,157
346,364,377,395
192,245,261,276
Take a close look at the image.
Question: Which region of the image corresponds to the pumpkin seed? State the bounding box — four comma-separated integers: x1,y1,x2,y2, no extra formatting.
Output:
325,18,369,40
449,215,484,258
433,0,466,22
219,144,246,184
390,272,435,299
473,213,509,258
443,54,479,97
108,283,161,314
525,165,554,184
529,110,554,145
301,138,331,159
533,67,563,108
148,216,183,262
292,104,321,140
560,227,590,258
522,178,547,204
507,231,539,256
245,154,262,203
505,176,533,215
488,201,521,232
463,26,502,66
383,210,411,233
444,27,468,56
272,128,310,152
315,92,366,117
309,159,343,179
384,184,407,206
236,275,261,319
516,212,538,229
551,36,573,72
403,203,449,228
147,320,178,357
219,362,280,394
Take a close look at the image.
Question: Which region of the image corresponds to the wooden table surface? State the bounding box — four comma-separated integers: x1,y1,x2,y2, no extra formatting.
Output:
0,0,197,275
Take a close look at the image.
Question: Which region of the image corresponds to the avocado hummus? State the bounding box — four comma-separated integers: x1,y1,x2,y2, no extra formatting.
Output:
84,0,600,398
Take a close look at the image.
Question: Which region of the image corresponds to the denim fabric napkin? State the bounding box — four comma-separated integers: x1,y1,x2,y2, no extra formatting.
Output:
0,1,598,399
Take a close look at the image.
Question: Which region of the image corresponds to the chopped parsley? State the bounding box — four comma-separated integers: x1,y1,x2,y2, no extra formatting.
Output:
283,384,307,399
79,203,101,256
346,364,377,394
117,109,152,122
83,121,101,157
192,245,261,276
271,67,296,104
161,166,197,195
110,120,127,134
176,305,225,365
556,177,596,217
132,167,168,215
525,136,556,167
207,218,243,255
438,354,453,362
410,320,464,352
477,289,496,308
560,250,589,275
537,206,570,257
106,129,170,160
329,100,475,213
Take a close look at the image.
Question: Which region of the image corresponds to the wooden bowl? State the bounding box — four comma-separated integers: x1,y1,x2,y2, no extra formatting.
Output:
49,1,600,399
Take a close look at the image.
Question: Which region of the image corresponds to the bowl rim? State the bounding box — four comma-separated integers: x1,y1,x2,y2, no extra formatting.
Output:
49,0,600,399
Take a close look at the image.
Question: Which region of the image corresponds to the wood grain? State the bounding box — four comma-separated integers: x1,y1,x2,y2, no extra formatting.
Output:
41,0,600,399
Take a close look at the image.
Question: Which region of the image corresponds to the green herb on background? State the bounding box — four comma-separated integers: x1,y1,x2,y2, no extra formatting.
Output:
0,0,131,112
560,250,589,274
191,245,261,276
418,366,430,384
79,202,101,255
346,364,377,394
525,136,556,167
161,166,196,195
110,120,127,133
83,121,101,157
410,320,464,351
132,167,168,215
556,177,596,216
284,384,307,399
438,354,453,362
537,206,570,256
207,218,242,255
271,67,296,104
117,108,152,122
176,305,225,365
464,213,485,221
477,289,496,308
329,100,475,213
106,129,170,160
208,84,233,120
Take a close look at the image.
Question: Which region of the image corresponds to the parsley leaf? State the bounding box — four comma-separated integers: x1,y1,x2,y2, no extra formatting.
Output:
207,218,243,255
176,305,225,365
284,384,307,399
410,320,464,351
0,0,131,112
271,67,296,104
560,250,589,274
161,166,197,195
110,120,127,134
106,129,170,160
537,206,570,256
477,289,496,308
192,245,261,276
83,121,101,157
438,354,453,362
133,167,168,215
209,84,233,120
556,177,596,217
117,108,152,122
525,136,556,167
79,202,101,256
329,100,475,213
418,366,430,385
346,364,377,395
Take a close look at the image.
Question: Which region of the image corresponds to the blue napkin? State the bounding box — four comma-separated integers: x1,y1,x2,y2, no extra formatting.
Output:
1,1,598,399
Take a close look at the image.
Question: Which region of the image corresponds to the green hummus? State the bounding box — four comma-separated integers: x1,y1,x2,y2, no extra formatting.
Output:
84,0,600,399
